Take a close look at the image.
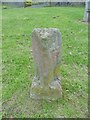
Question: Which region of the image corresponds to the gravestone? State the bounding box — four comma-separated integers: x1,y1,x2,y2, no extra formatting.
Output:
30,28,62,100
87,1,90,22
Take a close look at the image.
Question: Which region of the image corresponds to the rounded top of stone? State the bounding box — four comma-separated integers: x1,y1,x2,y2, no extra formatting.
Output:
32,28,60,33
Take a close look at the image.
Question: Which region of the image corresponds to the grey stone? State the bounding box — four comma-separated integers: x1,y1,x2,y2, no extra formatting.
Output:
30,28,62,100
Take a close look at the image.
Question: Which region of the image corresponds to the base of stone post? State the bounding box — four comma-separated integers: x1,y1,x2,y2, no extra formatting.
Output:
30,79,62,101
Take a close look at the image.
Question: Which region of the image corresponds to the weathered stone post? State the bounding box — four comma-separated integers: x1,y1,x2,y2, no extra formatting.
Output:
30,28,62,100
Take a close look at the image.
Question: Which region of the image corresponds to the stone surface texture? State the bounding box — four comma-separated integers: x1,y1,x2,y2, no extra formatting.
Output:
30,28,62,100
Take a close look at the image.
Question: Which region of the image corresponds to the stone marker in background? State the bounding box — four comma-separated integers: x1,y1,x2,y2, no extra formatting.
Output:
30,28,62,100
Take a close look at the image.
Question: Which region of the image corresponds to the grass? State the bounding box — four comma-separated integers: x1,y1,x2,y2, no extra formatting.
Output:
2,6,88,118
0,4,2,120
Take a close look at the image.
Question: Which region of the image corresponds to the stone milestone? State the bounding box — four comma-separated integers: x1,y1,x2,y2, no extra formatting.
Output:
30,28,62,100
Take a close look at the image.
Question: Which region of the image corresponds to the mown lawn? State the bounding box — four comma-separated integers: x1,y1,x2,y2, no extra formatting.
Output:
2,6,88,118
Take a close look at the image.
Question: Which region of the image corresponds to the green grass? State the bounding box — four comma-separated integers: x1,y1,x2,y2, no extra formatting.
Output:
2,6,88,118
0,4,2,120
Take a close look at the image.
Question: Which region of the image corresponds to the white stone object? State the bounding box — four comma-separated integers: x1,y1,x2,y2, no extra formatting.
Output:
30,28,62,100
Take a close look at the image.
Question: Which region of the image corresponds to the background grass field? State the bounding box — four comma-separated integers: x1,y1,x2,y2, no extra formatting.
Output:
2,6,88,118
